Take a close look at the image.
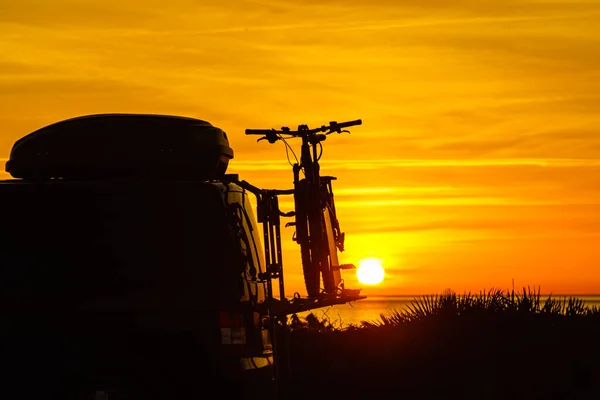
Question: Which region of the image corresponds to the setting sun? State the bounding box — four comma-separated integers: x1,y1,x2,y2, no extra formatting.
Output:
356,258,385,285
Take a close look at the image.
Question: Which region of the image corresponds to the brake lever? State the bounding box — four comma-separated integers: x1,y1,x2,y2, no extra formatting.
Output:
327,129,351,134
256,130,281,143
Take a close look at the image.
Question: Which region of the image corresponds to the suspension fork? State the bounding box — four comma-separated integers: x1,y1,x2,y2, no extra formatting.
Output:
321,177,344,252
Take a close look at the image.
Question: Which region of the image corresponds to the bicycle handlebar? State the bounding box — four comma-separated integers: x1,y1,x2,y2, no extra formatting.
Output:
244,128,275,136
245,119,362,139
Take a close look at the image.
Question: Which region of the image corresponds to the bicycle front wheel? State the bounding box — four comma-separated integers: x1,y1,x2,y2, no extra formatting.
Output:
293,179,320,298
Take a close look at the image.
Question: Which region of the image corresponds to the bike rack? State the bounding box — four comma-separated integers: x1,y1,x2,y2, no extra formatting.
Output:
226,175,366,315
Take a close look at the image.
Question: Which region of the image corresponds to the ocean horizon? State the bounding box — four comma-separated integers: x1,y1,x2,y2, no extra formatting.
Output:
296,294,600,327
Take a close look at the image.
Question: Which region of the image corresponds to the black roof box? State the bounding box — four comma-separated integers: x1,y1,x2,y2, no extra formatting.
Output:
5,114,234,181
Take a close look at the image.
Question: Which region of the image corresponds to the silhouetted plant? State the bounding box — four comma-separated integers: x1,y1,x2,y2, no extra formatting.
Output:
541,295,566,315
356,287,598,328
287,311,340,333
514,286,542,313
565,297,588,317
288,287,598,332
284,287,600,400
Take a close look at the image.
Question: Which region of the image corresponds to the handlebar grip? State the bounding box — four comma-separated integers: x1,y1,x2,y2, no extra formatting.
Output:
336,119,362,129
245,129,274,135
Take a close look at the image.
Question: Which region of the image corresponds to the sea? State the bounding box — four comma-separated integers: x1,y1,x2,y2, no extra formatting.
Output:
296,295,600,327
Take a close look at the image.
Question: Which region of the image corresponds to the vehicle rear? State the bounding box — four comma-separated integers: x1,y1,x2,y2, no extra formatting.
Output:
0,179,273,398
0,114,273,398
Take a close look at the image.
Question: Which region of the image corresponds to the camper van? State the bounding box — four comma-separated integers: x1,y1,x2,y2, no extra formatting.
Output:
0,114,274,398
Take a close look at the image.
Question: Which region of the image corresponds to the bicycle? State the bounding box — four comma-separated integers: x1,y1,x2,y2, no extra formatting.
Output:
245,119,362,299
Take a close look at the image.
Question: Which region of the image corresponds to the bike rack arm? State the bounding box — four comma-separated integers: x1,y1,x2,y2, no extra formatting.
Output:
263,290,367,316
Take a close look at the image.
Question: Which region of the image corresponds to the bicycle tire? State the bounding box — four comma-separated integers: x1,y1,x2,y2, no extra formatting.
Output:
306,197,331,294
294,179,320,298
322,205,341,293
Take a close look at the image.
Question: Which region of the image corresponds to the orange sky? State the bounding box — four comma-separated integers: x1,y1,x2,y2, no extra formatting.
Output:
1,0,599,296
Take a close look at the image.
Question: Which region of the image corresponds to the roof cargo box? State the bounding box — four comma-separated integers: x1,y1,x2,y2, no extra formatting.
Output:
5,114,234,181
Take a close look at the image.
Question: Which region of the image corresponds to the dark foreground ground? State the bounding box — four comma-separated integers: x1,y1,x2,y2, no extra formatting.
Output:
3,290,599,399
279,291,600,400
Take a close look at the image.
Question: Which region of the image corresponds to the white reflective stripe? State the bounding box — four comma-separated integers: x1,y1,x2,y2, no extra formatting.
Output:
221,328,232,344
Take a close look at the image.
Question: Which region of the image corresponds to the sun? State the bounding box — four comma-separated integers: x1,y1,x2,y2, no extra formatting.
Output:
356,258,385,285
